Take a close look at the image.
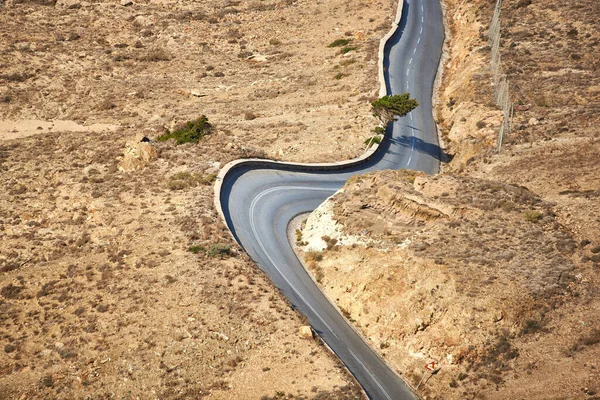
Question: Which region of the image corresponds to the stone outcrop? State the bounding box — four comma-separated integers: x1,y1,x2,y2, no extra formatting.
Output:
117,136,157,172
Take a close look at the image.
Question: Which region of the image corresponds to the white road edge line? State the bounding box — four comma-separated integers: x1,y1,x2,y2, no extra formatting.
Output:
349,349,393,400
249,186,340,340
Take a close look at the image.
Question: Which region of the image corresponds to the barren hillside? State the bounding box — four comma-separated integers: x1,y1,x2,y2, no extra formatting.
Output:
301,171,600,399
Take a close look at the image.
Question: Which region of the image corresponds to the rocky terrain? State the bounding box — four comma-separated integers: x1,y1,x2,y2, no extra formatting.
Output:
0,0,397,398
301,171,600,399
0,0,392,162
299,0,600,399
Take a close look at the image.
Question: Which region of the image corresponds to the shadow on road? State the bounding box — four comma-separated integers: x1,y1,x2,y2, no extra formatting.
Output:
389,134,453,163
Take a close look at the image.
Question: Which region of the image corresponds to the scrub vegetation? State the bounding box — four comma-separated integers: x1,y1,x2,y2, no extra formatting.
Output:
157,116,213,145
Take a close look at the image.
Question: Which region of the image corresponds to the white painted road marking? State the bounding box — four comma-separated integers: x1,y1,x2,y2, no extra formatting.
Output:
349,349,393,400
249,186,340,340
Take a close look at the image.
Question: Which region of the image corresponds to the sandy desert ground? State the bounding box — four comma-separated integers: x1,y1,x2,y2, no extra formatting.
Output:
0,0,398,398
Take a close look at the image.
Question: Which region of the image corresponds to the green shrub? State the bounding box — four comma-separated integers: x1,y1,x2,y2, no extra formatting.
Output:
364,135,382,148
373,126,386,135
189,244,231,257
339,45,357,55
206,244,231,258
157,116,213,144
523,210,543,222
168,171,217,190
305,251,323,262
188,245,205,254
328,38,351,48
295,229,303,245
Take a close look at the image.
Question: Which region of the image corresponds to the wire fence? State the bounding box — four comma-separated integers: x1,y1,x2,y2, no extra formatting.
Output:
488,0,513,152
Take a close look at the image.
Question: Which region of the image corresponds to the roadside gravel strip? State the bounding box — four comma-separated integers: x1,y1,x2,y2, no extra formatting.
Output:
214,0,445,398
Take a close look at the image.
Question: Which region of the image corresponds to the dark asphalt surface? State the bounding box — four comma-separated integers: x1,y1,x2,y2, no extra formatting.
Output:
217,1,444,398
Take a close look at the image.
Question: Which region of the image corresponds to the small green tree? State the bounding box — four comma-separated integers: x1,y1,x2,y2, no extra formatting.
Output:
371,93,419,128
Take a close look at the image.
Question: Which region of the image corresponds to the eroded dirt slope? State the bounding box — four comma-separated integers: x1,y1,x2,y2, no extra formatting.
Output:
300,170,600,399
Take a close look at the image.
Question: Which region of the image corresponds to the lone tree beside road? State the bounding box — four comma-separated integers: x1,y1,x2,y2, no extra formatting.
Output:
371,93,419,128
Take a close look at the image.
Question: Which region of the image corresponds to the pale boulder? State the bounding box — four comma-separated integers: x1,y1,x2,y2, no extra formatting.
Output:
298,326,314,339
118,136,157,172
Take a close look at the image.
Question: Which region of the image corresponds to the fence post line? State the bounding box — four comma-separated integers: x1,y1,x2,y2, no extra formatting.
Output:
487,0,512,153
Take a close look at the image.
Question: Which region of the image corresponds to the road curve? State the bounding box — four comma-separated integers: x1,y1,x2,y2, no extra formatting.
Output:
215,0,444,398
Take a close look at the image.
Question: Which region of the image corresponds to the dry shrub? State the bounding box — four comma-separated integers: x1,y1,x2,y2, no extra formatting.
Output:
138,48,172,62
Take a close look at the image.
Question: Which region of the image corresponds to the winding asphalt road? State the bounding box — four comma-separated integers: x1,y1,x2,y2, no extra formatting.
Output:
215,0,444,398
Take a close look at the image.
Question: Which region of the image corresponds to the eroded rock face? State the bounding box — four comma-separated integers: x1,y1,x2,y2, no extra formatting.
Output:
117,136,157,172
299,170,596,399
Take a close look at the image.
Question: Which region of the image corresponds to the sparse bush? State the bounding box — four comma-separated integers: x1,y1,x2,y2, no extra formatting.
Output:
305,251,323,262
188,245,205,254
328,38,351,48
321,236,338,250
334,72,347,80
1,284,24,299
478,333,519,370
157,116,213,144
521,318,544,335
523,210,543,222
339,45,357,55
206,244,231,258
364,135,382,148
513,0,532,9
568,328,600,356
582,329,600,346
314,266,324,283
0,73,32,82
138,48,172,62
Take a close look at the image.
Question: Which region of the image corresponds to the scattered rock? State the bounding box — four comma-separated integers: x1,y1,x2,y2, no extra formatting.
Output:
120,0,133,6
514,104,530,112
528,117,539,125
190,89,206,97
299,325,313,339
160,360,178,372
247,54,268,63
213,332,229,341
133,16,154,28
